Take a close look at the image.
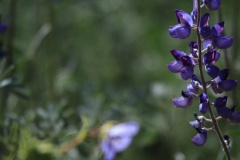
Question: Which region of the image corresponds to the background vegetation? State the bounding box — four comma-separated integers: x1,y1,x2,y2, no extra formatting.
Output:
0,0,240,159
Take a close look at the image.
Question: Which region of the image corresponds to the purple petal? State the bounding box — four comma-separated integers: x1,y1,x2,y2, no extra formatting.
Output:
108,122,139,138
187,83,198,94
218,80,237,91
191,74,202,85
101,139,116,160
201,26,211,38
213,36,234,49
189,41,198,57
191,0,198,22
203,50,220,65
180,67,194,80
192,129,207,146
199,13,210,29
111,137,133,152
199,103,208,114
190,120,201,129
175,10,193,27
172,96,192,108
214,96,228,108
211,21,224,37
169,24,191,39
180,55,195,67
199,93,208,103
205,64,220,78
203,39,213,50
217,107,233,118
0,23,7,33
170,49,186,60
167,60,184,73
203,0,221,10
219,69,229,80
229,112,240,124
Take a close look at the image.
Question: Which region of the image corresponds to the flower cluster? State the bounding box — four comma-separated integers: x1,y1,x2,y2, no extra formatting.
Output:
168,0,238,152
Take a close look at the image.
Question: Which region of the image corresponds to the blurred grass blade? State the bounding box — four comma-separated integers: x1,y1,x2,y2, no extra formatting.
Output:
25,23,52,60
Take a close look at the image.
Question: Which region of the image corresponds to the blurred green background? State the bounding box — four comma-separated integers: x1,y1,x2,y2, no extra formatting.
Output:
0,0,240,160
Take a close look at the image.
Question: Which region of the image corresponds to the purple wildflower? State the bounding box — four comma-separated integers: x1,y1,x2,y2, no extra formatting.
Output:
169,10,193,39
100,122,139,160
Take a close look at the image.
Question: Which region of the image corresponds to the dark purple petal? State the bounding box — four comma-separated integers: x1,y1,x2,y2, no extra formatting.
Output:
216,107,233,118
199,103,208,114
199,93,208,103
205,64,220,78
182,90,194,98
192,129,207,146
189,41,198,57
211,21,224,37
180,55,195,67
169,24,191,39
229,112,240,124
219,69,229,80
170,49,186,60
203,50,220,65
175,9,193,27
218,80,237,91
180,67,194,80
172,96,192,108
191,74,202,85
0,23,7,33
167,60,184,73
211,81,223,94
201,26,211,38
199,13,210,29
203,0,221,10
214,96,228,108
213,36,234,49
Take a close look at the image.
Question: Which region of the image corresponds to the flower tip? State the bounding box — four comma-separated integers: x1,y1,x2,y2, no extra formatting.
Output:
203,0,221,10
172,96,192,108
192,129,207,146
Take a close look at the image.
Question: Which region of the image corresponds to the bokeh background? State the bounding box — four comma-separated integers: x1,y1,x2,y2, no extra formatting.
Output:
1,0,240,160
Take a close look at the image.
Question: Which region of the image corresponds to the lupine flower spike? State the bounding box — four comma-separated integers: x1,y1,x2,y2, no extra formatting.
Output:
167,0,237,159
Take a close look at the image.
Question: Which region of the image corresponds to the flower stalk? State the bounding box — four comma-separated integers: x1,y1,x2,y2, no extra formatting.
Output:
168,0,237,159
196,0,231,159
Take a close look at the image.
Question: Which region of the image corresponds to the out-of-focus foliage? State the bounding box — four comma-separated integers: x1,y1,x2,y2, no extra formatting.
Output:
0,0,240,160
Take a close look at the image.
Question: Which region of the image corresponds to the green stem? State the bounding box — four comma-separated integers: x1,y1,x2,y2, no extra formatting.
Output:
196,1,231,160
0,0,17,118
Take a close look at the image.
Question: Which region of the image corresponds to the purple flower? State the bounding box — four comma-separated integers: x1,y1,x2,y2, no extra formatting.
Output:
203,50,220,65
172,95,192,108
214,96,239,120
206,65,237,94
199,14,233,49
198,93,209,114
190,113,205,129
100,122,139,160
229,112,240,124
169,10,193,39
189,41,198,58
202,0,221,10
192,128,208,146
167,49,195,80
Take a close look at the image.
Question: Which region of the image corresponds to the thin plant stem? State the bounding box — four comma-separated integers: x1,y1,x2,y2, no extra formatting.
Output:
0,0,17,118
196,0,231,160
